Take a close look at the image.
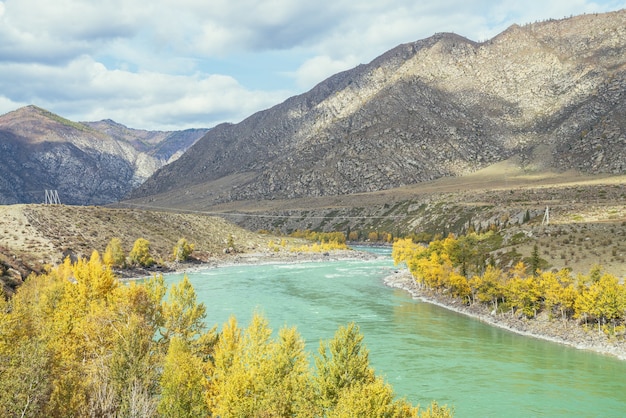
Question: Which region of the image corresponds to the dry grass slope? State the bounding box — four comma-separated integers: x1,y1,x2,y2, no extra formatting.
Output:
0,204,276,268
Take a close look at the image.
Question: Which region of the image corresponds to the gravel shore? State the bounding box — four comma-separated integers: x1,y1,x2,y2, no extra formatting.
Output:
383,268,626,361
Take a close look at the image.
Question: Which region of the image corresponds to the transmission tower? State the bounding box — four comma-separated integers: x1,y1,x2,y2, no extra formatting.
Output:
44,189,61,205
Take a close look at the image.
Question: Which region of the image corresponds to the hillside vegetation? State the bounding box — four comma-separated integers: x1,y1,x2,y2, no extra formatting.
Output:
0,255,451,417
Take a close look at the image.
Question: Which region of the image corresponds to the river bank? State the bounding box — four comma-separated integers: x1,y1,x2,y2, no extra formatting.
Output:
383,268,626,361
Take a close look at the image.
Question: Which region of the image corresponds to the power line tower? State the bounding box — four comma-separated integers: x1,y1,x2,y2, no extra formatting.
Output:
44,189,61,205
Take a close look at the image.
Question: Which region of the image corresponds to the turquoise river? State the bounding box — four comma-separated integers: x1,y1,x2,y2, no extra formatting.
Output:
163,248,626,417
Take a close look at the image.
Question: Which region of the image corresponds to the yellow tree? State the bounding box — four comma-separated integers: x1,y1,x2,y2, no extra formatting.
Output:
103,237,126,268
103,282,165,416
314,322,375,412
328,377,419,418
0,277,57,418
446,271,471,301
207,316,242,414
392,238,424,266
470,265,505,311
129,238,154,267
160,275,206,344
368,231,379,242
594,274,625,333
540,269,578,321
45,252,120,416
172,238,195,262
158,337,209,417
208,314,316,417
505,276,541,318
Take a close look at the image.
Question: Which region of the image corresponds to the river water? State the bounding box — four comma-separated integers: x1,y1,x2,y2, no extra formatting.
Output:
164,249,626,417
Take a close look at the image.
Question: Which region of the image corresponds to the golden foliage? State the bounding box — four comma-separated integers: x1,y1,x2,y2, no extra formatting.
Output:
0,254,452,417
394,233,626,331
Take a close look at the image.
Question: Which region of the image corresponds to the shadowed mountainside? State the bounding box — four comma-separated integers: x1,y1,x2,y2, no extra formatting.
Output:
130,10,626,207
0,106,208,205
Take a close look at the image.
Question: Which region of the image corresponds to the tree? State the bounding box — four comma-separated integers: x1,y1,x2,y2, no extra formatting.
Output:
314,323,375,411
158,337,209,417
129,238,154,267
470,265,505,311
392,238,423,266
208,314,316,417
227,234,235,250
530,244,541,276
103,237,126,268
160,275,206,344
446,271,471,301
505,276,541,318
172,238,194,262
328,377,418,418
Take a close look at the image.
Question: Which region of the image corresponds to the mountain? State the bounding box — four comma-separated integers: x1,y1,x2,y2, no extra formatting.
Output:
130,10,626,207
0,106,208,205
82,119,208,163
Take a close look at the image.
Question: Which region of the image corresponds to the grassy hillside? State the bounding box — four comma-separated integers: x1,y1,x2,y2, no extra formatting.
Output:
0,204,282,294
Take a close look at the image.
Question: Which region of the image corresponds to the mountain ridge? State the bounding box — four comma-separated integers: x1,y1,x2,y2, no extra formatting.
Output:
129,10,626,207
0,105,209,205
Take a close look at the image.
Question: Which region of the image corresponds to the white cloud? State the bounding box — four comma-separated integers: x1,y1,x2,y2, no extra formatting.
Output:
0,0,623,129
0,55,290,130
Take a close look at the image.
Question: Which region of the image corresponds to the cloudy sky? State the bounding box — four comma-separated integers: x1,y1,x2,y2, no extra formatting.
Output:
1,0,625,130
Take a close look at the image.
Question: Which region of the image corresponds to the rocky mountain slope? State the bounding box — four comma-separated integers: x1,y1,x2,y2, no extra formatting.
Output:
0,106,208,205
130,10,626,206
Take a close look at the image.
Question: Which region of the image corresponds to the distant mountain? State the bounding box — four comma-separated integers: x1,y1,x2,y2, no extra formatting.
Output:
0,106,208,205
130,10,626,207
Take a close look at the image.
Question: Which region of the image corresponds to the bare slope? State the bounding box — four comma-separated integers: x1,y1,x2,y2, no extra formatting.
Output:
130,10,626,207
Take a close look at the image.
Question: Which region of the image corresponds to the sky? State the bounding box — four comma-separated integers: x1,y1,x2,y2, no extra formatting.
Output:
1,0,625,131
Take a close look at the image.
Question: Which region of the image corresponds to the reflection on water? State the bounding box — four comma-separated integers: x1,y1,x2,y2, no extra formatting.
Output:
164,253,626,418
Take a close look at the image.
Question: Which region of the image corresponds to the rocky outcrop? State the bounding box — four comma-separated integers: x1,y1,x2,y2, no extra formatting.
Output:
130,10,626,206
0,106,208,205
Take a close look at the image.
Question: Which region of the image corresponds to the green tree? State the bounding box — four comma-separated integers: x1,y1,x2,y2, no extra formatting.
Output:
129,238,154,267
530,243,541,276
